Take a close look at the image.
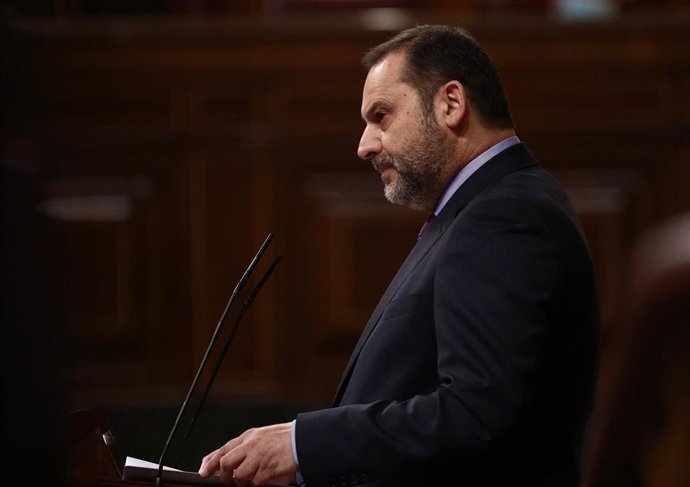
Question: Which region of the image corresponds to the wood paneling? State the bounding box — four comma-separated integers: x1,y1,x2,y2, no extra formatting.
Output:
2,12,688,407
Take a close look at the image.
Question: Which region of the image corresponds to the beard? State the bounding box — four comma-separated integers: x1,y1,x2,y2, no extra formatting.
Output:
372,123,454,212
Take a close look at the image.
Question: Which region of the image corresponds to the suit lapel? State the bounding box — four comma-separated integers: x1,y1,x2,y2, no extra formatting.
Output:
332,222,447,404
332,143,538,405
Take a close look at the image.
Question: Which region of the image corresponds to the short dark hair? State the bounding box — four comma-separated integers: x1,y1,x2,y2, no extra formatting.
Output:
362,25,514,129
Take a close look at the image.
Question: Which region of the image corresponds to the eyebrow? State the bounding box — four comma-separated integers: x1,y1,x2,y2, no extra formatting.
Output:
361,105,375,122
361,99,390,122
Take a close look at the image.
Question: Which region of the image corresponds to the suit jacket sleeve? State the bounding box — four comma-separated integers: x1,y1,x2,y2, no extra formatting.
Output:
295,193,567,485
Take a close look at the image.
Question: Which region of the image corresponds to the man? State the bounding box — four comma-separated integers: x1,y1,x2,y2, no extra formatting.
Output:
199,25,599,487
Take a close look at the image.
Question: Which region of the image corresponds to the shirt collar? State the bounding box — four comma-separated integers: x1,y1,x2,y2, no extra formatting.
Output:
434,135,521,216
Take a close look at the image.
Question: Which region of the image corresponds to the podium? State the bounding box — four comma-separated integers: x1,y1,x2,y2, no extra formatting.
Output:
62,409,202,487
62,236,280,487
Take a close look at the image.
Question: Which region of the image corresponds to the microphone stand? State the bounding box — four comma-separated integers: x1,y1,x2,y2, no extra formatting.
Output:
173,254,282,467
153,234,277,487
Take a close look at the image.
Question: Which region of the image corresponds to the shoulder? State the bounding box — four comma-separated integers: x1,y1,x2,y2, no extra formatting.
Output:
462,164,579,235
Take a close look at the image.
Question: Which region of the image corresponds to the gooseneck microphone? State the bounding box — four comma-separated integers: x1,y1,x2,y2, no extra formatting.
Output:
154,234,280,487
173,254,283,467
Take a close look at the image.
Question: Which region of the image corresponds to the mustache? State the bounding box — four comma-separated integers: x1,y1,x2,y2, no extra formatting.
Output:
372,155,397,173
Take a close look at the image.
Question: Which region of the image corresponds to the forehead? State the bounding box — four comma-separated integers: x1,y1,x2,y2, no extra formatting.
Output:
361,51,413,114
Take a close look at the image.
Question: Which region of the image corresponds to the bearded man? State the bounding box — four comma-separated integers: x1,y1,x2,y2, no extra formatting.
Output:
199,25,599,487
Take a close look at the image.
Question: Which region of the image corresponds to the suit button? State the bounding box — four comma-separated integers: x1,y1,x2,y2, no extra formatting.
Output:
350,474,360,484
361,473,370,482
338,475,349,486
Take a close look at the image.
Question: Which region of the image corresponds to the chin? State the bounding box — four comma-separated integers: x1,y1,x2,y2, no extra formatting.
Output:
383,183,399,203
384,188,409,208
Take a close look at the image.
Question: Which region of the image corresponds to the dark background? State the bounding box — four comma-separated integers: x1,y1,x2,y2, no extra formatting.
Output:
1,0,688,483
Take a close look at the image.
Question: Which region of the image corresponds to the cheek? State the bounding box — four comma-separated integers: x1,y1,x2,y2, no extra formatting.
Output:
381,129,405,156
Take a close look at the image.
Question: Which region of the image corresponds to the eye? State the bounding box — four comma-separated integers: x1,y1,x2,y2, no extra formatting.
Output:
375,111,386,122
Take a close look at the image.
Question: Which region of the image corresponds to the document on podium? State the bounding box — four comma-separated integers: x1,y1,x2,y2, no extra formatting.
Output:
123,456,224,486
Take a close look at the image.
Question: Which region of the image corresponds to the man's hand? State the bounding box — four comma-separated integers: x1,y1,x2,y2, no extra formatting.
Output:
198,422,297,487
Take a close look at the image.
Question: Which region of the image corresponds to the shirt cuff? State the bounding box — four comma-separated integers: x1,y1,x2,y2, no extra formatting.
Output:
291,419,305,486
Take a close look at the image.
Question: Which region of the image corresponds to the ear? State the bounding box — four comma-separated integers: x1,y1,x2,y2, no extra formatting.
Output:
438,80,467,129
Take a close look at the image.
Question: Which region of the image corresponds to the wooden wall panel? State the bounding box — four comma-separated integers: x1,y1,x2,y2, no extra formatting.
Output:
187,148,272,387
31,145,196,406
504,70,678,133
304,173,420,335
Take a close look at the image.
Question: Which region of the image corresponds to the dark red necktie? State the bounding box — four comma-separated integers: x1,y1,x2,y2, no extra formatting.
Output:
417,214,435,240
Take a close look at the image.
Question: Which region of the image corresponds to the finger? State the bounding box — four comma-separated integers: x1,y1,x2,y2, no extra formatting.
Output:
219,446,248,485
219,445,247,478
200,437,243,477
231,455,259,486
199,449,219,477
232,472,250,487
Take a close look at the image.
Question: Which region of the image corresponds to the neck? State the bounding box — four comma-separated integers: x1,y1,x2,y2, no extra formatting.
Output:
446,127,515,179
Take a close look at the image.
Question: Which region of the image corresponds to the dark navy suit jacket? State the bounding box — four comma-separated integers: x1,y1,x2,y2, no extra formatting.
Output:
296,144,600,487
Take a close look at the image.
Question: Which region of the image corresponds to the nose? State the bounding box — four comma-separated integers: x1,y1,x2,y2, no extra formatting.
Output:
357,125,381,160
